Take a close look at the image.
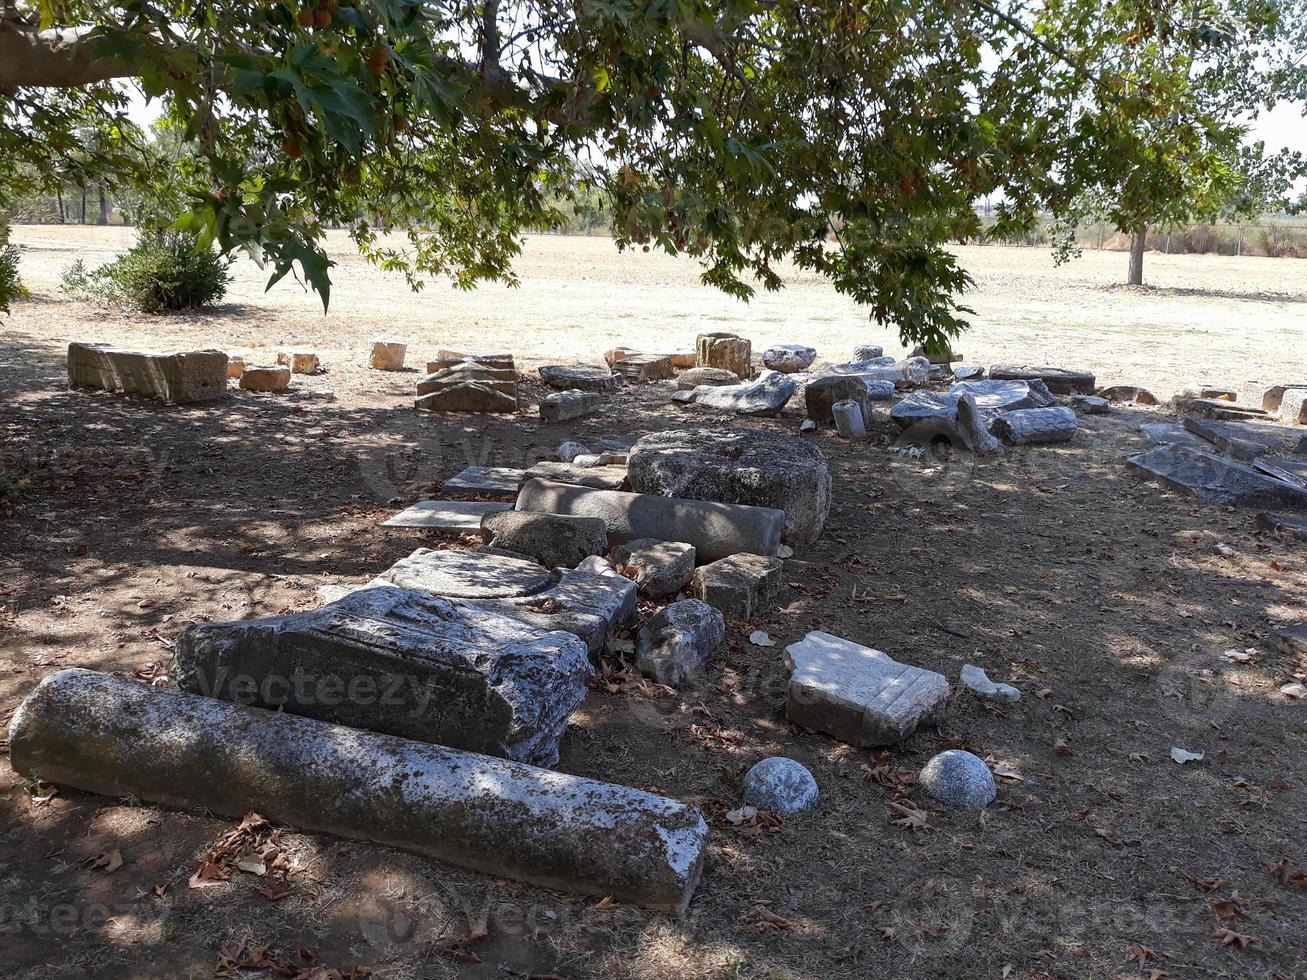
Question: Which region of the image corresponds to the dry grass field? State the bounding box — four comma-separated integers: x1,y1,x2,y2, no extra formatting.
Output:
1,227,1306,980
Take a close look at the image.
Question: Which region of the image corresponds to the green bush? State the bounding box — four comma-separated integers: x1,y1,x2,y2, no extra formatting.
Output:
0,241,25,316
60,230,231,312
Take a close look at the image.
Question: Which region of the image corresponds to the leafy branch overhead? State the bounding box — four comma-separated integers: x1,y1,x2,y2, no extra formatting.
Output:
1,0,1303,342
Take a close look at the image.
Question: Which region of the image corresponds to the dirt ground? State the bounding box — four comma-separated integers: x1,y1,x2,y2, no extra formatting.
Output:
1,227,1306,980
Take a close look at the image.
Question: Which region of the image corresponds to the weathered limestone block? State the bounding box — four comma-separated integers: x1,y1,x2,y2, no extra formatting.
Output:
1072,395,1110,414
377,547,553,597
676,367,739,390
383,500,511,530
628,427,830,545
481,510,609,568
832,399,868,440
539,389,601,422
604,347,639,367
762,344,817,373
635,599,725,686
609,538,696,598
525,461,628,490
690,553,782,618
891,392,961,437
240,365,292,392
816,357,926,390
277,350,320,374
538,364,619,392
953,365,985,381
427,353,515,374
9,668,707,913
1099,384,1159,406
852,344,883,361
515,478,784,563
910,343,961,364
370,340,407,371
1255,511,1307,540
226,355,246,379
1275,387,1307,425
689,371,796,417
948,379,1047,412
174,586,591,766
414,383,518,413
992,407,1078,445
68,342,228,403
989,364,1095,395
1263,384,1307,415
1180,398,1269,422
1182,417,1279,461
695,332,752,379
956,392,1001,454
417,363,518,395
1126,445,1307,508
612,354,674,383
805,375,871,425
783,631,949,746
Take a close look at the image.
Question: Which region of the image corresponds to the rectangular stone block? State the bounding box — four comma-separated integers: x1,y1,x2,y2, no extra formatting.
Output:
539,389,601,421
443,466,527,497
67,342,228,403
784,631,949,746
1126,445,1307,509
690,553,782,618
382,499,512,529
173,586,593,767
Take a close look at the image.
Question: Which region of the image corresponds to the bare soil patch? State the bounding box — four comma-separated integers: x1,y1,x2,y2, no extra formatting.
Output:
1,229,1305,979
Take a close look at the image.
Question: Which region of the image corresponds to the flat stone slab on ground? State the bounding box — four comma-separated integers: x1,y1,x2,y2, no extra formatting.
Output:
627,427,831,546
989,364,1095,395
442,466,527,498
10,668,706,913
992,406,1078,446
688,370,796,417
783,631,949,747
691,553,782,618
68,342,228,403
1182,417,1284,461
1126,445,1307,509
1139,422,1211,451
676,367,739,390
1181,398,1269,421
1255,511,1307,540
538,364,619,392
1099,384,1160,405
1271,623,1307,655
174,585,591,766
377,546,553,598
383,499,512,529
949,378,1049,411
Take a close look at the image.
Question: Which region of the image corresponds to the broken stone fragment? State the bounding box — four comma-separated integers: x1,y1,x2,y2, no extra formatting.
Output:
852,344,883,361
690,553,782,618
1072,395,1110,414
414,382,518,413
1274,387,1307,425
1127,445,1307,508
1181,417,1281,461
919,750,996,807
1262,384,1307,416
442,466,526,498
689,370,796,417
612,354,674,383
539,388,601,422
609,538,696,598
516,478,784,563
240,365,292,393
556,441,590,463
277,350,320,375
174,586,592,766
627,427,831,546
956,392,1001,454
1138,422,1210,450
948,379,1047,412
762,344,817,373
783,631,949,746
538,364,619,392
740,757,819,815
635,599,725,686
695,331,752,379
525,461,628,490
805,375,872,426
1180,398,1269,422
68,342,229,403
382,499,511,530
226,355,246,379
953,365,985,381
1254,512,1307,541
1098,384,1159,406
959,664,1021,703
676,366,740,390
831,399,868,440
369,340,407,371
481,510,609,568
991,407,1078,446
9,668,707,913
988,364,1095,395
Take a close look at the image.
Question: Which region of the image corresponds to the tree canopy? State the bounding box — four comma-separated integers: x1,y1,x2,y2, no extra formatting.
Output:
2,0,1304,344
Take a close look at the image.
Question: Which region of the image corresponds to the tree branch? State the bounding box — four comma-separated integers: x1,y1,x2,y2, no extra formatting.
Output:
0,23,141,90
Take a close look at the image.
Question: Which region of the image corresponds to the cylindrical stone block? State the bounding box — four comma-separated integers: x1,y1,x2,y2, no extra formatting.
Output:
515,478,783,563
831,399,867,440
9,669,707,914
369,339,407,371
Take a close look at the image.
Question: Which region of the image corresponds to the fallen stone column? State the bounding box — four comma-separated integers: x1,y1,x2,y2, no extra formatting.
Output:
831,399,868,440
992,407,1078,446
9,669,708,914
515,478,783,563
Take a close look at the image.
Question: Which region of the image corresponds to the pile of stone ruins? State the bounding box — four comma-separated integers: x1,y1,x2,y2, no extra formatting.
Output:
35,329,1307,912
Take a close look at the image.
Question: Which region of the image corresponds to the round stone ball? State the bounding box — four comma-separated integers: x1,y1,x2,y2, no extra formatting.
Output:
919,750,997,808
740,757,819,815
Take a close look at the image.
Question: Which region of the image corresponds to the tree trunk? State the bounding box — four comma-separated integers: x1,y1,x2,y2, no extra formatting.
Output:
97,186,109,225
80,187,86,224
56,188,65,223
1127,225,1147,286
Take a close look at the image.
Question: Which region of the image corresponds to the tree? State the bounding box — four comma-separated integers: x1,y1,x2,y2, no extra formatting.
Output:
2,0,1299,343
1050,0,1307,285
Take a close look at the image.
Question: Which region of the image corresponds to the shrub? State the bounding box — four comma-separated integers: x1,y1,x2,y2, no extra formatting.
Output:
60,230,231,312
0,240,25,316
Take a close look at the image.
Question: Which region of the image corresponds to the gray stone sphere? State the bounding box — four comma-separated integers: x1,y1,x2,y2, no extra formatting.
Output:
919,750,996,808
740,757,819,815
